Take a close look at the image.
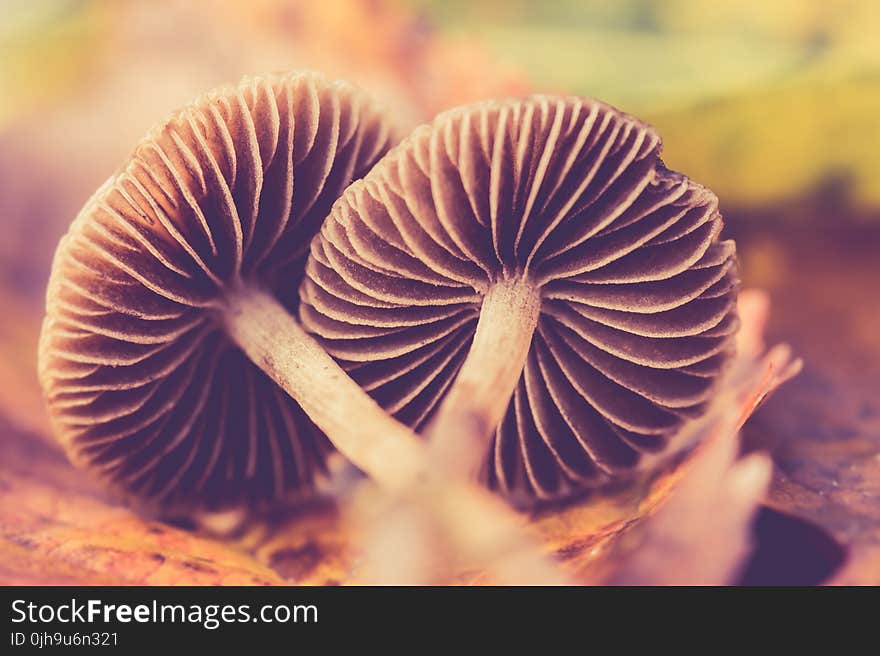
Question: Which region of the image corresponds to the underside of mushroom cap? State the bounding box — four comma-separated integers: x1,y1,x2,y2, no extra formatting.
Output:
300,95,740,503
38,71,395,512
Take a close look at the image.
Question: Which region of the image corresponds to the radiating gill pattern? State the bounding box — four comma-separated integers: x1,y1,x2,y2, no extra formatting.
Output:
300,96,739,503
38,72,394,511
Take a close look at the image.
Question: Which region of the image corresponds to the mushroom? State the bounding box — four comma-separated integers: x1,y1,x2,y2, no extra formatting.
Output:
37,71,426,513
299,95,740,504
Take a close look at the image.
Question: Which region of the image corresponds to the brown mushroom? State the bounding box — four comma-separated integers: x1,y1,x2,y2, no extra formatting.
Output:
300,95,740,504
37,71,426,513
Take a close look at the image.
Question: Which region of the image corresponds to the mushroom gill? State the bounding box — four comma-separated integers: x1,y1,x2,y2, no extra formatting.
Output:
300,95,740,504
37,71,421,512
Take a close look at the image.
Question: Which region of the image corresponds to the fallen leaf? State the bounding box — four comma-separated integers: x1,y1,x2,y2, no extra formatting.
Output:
605,415,772,585
738,222,880,585
0,420,286,585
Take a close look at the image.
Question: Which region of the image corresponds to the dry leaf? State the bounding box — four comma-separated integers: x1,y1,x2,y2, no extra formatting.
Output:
605,415,772,585
737,223,880,585
0,420,285,585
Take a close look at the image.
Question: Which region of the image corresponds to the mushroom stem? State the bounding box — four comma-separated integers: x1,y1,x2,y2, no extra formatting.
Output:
427,276,542,477
222,284,567,582
222,285,424,492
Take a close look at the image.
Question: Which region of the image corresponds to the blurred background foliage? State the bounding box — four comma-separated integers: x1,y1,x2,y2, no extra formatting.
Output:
413,0,880,214
2,0,878,218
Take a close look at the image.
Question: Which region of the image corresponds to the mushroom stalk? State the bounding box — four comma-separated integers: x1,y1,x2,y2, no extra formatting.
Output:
224,284,567,583
223,284,424,492
427,276,542,477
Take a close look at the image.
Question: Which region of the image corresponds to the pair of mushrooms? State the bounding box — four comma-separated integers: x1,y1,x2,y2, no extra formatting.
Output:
38,72,738,514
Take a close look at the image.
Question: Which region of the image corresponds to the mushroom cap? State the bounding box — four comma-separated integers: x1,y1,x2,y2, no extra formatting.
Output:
38,71,395,512
300,95,739,503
